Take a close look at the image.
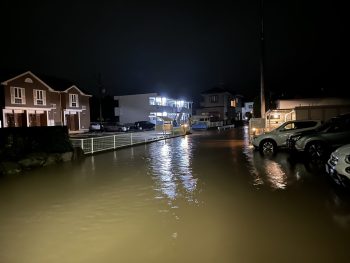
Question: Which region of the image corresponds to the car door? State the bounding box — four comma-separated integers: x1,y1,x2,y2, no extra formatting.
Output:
275,122,297,146
323,120,350,149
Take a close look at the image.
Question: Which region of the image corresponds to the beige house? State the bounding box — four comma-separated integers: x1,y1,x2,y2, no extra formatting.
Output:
196,87,243,124
0,71,91,132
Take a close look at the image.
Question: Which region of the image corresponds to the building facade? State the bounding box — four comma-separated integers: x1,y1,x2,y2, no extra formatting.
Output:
242,102,254,119
114,93,192,125
0,71,91,132
196,87,243,124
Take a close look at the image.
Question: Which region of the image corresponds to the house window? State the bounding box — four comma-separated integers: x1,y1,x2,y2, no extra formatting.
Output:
230,99,236,107
24,77,33,83
114,99,119,107
33,89,46,105
149,97,156,105
70,94,79,107
209,95,218,103
11,87,26,104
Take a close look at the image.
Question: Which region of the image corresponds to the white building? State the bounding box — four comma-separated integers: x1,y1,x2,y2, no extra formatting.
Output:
242,102,254,119
114,93,193,125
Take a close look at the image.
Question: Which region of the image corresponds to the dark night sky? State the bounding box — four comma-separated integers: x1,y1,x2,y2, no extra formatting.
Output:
0,0,348,101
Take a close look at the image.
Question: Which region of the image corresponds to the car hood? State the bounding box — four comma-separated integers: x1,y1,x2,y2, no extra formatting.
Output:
333,144,350,156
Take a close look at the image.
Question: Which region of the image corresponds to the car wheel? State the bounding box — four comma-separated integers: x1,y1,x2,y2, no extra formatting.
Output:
259,139,277,155
306,142,327,160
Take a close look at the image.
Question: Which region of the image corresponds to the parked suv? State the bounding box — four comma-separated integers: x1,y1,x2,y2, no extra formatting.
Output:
252,120,322,154
290,113,350,159
326,144,350,187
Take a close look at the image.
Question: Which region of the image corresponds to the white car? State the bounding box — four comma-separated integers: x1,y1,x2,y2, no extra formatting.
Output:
326,144,350,187
252,120,322,154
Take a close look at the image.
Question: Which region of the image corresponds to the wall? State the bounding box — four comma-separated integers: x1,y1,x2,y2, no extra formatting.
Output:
114,93,157,124
277,98,350,109
295,105,350,121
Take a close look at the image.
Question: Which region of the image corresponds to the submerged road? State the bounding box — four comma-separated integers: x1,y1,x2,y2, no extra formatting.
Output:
0,127,349,262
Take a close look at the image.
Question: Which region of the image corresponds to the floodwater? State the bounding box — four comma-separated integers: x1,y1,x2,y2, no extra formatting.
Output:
1,127,349,263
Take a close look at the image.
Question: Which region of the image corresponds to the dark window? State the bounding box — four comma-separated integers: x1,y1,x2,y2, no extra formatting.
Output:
114,99,119,107
210,95,218,103
294,121,317,129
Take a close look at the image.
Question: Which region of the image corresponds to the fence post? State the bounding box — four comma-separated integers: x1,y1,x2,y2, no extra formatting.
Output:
114,135,116,149
130,133,133,145
91,137,94,154
81,139,84,150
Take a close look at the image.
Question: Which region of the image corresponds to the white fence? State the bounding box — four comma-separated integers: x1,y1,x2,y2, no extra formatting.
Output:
70,132,182,155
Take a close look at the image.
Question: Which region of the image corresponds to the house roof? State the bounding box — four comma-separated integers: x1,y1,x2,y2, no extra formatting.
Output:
201,87,232,95
1,71,57,92
0,70,91,96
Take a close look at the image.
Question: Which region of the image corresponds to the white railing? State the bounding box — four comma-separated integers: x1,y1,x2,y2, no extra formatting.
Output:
70,131,184,155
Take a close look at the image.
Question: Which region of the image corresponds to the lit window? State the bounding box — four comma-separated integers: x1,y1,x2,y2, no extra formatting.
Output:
33,89,46,106
155,97,162,105
230,100,236,107
70,94,79,107
11,87,26,104
149,97,155,105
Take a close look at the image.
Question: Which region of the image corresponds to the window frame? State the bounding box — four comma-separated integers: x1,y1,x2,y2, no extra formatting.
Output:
69,94,79,108
11,87,26,105
33,89,46,106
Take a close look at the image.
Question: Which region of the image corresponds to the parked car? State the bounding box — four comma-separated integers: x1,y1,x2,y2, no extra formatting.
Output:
89,122,103,132
326,144,350,188
252,120,322,154
289,113,350,159
103,122,129,132
132,121,155,131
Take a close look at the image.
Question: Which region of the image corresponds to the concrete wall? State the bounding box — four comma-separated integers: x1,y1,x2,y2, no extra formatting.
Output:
295,105,350,121
114,93,157,124
277,98,350,109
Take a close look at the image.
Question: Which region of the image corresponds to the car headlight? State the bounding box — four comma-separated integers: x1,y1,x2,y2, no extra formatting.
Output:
345,155,350,164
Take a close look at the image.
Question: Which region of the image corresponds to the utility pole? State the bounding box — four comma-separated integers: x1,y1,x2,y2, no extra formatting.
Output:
98,73,105,127
260,0,266,118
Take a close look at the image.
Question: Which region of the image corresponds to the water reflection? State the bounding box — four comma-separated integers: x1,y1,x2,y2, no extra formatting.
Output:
242,127,310,190
147,136,198,205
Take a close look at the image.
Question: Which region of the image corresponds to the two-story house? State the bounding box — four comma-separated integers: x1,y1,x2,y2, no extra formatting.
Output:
0,71,91,132
196,87,243,124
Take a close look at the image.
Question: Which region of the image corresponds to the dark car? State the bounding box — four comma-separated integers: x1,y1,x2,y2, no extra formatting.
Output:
133,121,155,131
288,113,350,159
103,122,129,132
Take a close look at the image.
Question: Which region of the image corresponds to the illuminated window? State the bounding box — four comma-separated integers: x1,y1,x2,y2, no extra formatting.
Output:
69,94,79,107
210,95,218,103
11,87,26,104
230,99,236,107
149,97,155,105
33,89,46,105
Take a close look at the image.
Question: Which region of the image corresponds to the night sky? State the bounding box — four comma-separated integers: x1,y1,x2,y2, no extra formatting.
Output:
0,0,348,101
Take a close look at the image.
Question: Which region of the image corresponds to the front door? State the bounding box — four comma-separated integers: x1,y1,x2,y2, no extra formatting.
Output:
66,113,79,131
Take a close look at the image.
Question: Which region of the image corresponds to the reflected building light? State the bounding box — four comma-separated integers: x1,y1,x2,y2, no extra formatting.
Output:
265,160,287,189
158,143,177,200
91,156,95,171
148,137,198,205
